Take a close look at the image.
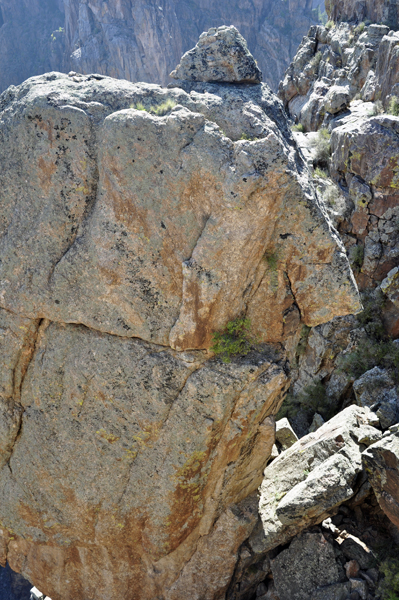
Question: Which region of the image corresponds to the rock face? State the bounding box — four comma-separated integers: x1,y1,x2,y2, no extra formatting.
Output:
170,27,262,84
0,48,359,600
327,0,399,29
0,0,322,92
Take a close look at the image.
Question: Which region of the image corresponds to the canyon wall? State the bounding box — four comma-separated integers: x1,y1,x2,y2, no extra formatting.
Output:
0,0,322,92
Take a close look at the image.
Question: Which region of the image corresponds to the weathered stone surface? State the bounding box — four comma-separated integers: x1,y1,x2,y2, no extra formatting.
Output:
311,582,351,600
324,85,351,114
170,26,262,84
331,114,399,286
271,532,340,600
353,367,399,429
0,310,39,470
280,22,389,131
363,430,399,528
0,320,286,600
0,74,360,351
381,266,399,306
258,406,379,552
275,418,298,449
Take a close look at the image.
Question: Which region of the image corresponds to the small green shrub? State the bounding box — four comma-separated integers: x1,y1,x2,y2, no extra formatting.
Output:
355,21,365,34
378,556,399,600
291,123,305,133
131,102,146,111
150,98,177,116
352,243,364,273
325,20,334,30
130,99,177,116
240,132,256,141
265,252,278,271
338,290,399,381
311,127,331,169
310,51,322,70
277,380,332,421
314,167,328,179
211,317,254,363
297,324,311,357
388,96,399,117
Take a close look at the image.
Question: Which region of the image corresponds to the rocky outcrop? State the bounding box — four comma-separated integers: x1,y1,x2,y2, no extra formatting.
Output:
258,406,380,553
170,27,262,84
0,0,322,93
227,404,398,600
0,31,360,600
327,0,399,29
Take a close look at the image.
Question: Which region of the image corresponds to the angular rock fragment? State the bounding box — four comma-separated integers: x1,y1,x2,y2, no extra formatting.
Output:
275,418,298,449
271,532,340,600
258,406,380,552
353,367,399,429
362,430,399,528
170,26,262,84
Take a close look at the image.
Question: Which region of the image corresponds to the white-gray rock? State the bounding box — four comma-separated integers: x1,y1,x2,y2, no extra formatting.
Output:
170,26,262,84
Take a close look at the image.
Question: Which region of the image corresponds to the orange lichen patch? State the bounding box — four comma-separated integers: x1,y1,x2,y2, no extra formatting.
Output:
248,268,295,343
38,156,57,193
17,485,99,545
369,192,399,217
166,419,225,550
96,429,120,444
0,528,11,567
372,156,399,189
351,208,369,237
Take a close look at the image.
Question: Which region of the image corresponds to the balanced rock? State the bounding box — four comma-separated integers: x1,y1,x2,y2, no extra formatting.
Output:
0,36,360,600
170,26,262,84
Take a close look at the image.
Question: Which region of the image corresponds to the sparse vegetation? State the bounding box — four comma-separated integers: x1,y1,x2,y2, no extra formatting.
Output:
291,123,305,133
355,21,366,35
310,127,331,170
314,167,328,179
324,182,342,207
211,317,254,363
277,380,332,422
297,325,311,357
377,555,399,599
130,98,177,116
240,132,256,141
338,290,399,381
351,243,364,273
368,100,384,116
310,51,322,70
388,96,399,117
325,20,334,30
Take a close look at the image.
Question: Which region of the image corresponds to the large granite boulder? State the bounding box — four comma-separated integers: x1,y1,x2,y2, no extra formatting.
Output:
170,26,262,84
0,53,360,600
